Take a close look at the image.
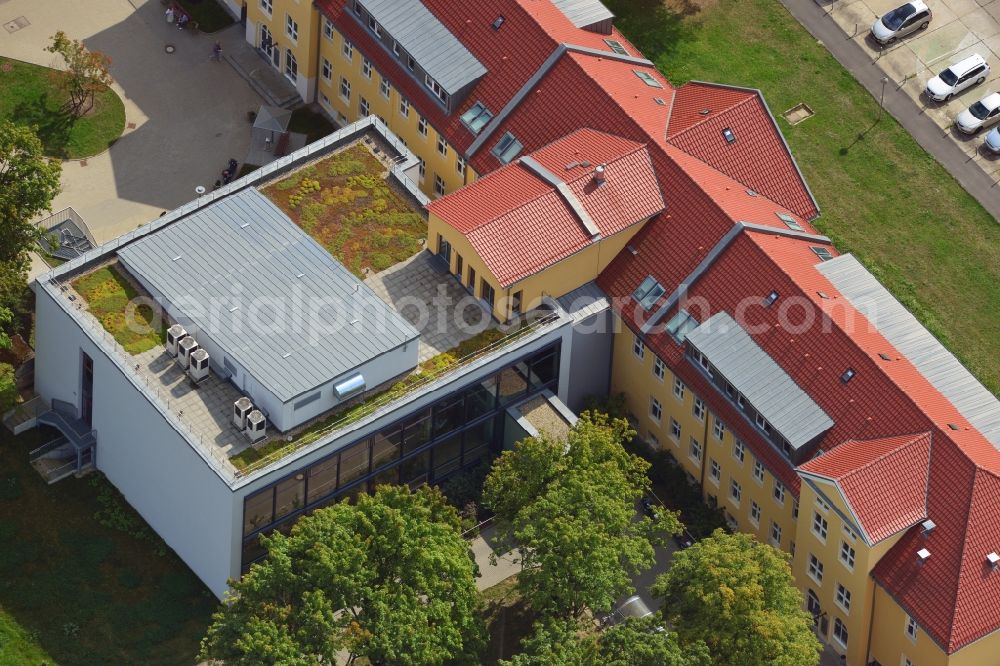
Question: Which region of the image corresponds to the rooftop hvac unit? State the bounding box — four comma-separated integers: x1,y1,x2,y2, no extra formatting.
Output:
245,409,267,443
233,397,253,430
176,336,199,369
166,324,187,356
188,348,210,383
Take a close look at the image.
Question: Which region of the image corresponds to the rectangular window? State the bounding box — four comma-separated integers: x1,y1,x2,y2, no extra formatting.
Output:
424,73,448,104
368,16,382,37
633,335,645,359
460,101,494,134
770,521,781,546
808,554,824,583
437,136,448,157
456,157,465,177
812,512,829,541
418,158,426,181
434,174,445,197
755,412,771,434
689,437,702,462
511,290,522,316
709,459,721,483
693,397,705,421
399,98,409,117
773,480,786,504
633,276,666,311
673,378,685,401
480,278,495,309
734,440,745,464
750,501,761,526
905,615,917,640
650,396,662,422
753,458,765,483
321,58,332,82
360,97,369,117
323,17,334,40
836,584,852,612
362,57,372,79
634,69,663,87
665,309,698,341
840,541,856,570
653,356,666,381
380,76,390,98
466,266,475,290
418,115,428,137
812,246,834,261
260,0,272,16
729,478,742,505
833,618,848,648
285,14,298,41
491,132,523,164
713,418,726,440
604,38,629,55
342,39,353,61
670,418,681,442
793,499,799,519
339,77,351,101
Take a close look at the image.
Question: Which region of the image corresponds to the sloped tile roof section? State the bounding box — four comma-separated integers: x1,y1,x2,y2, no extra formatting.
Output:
428,129,665,287
685,311,834,449
818,254,1000,452
551,0,614,28
116,188,419,402
798,433,932,544
667,82,819,221
358,0,486,94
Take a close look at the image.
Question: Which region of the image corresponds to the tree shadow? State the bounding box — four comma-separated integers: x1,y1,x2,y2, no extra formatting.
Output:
603,0,694,65
12,93,77,160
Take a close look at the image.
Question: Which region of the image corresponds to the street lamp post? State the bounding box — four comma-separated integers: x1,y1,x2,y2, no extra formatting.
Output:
879,76,889,122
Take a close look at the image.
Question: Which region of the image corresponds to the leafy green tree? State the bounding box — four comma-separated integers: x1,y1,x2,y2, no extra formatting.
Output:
200,485,485,665
483,412,680,618
0,307,12,350
652,530,820,666
501,617,710,666
45,32,113,117
0,362,17,414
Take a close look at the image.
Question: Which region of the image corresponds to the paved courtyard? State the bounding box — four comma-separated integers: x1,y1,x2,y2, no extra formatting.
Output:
364,251,492,364
824,0,1000,178
0,0,264,243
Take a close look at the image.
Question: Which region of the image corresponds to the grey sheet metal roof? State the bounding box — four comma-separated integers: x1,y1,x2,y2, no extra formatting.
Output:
818,254,1000,450
116,188,419,402
359,0,486,94
557,281,610,322
551,0,614,28
686,311,834,448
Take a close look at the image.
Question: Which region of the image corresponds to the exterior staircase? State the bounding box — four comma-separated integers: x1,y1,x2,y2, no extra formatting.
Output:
6,397,98,484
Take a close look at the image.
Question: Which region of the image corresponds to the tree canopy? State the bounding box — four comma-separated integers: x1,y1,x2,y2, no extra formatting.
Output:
200,485,485,665
652,530,820,666
482,412,679,618
501,617,710,666
45,32,113,117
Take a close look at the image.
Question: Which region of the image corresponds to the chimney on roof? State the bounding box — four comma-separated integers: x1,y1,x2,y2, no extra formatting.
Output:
920,519,936,537
987,552,1000,570
917,548,931,565
594,164,607,185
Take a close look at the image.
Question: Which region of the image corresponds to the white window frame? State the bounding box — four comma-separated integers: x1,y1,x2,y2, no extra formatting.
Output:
812,511,829,542
285,14,298,42
839,540,856,570
321,58,332,82
669,418,681,442
833,618,848,649
750,500,761,526
260,0,272,16
709,459,721,484
436,136,448,157
713,418,725,440
650,396,662,423
418,158,426,181
417,116,428,137
342,39,353,61
673,378,685,401
905,615,918,641
835,583,851,613
359,96,369,117
693,397,705,421
733,439,745,464
339,77,351,102
456,156,465,177
753,458,764,483
689,437,702,463
729,478,742,506
653,356,665,381
362,57,372,79
808,553,824,584
434,174,445,197
399,97,409,118
770,521,781,546
379,76,390,98
773,480,786,505
323,17,334,40
633,335,645,359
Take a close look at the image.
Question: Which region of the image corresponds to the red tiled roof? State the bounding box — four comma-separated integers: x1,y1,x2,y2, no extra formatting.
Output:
667,82,819,220
427,129,664,287
798,433,932,544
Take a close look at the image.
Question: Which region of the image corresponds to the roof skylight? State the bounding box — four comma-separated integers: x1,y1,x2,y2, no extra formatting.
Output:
633,70,663,88
777,212,804,231
491,132,523,164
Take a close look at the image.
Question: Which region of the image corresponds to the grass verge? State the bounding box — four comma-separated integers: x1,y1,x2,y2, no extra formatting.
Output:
607,0,1000,395
0,427,214,665
0,56,125,159
72,264,167,354
263,143,426,277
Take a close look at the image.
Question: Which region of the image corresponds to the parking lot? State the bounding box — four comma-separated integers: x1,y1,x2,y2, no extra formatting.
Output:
824,0,1000,177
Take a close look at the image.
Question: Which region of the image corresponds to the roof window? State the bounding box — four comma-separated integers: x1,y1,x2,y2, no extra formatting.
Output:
722,127,736,144
840,368,856,383
764,291,779,307
777,212,804,231
460,101,494,134
491,132,523,164
811,246,834,261
605,39,628,55
492,15,505,30
654,97,667,106
665,309,699,342
632,275,665,310
878,352,892,361
634,70,663,88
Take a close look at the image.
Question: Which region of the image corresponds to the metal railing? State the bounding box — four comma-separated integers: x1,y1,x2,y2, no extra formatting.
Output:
236,312,564,478
28,434,70,461
2,395,47,433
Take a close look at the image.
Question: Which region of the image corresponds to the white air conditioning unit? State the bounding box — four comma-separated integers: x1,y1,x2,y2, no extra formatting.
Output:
188,348,210,383
245,409,267,443
166,324,187,356
177,336,199,369
233,397,253,429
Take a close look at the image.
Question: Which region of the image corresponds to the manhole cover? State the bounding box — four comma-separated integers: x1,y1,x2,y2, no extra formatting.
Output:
165,44,175,54
782,103,815,125
3,15,29,33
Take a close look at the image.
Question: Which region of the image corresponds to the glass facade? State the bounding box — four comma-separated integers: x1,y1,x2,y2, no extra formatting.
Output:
241,343,560,571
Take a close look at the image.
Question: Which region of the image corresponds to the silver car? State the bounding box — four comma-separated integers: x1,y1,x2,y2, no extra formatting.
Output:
871,1,932,44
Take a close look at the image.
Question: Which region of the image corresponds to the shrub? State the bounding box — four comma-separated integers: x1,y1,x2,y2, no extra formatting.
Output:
0,362,17,414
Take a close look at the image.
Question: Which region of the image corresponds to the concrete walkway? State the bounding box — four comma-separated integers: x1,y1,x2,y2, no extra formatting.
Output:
782,0,1000,221
470,525,522,591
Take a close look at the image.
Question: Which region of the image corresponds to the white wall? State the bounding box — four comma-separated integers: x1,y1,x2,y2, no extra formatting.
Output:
34,287,238,599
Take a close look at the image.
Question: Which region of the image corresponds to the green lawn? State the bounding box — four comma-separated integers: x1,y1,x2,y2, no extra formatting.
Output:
72,264,167,354
0,56,125,160
606,0,1000,396
0,427,214,665
175,0,235,33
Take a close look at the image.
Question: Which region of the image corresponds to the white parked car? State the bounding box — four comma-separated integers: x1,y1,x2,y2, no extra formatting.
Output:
955,92,1000,133
984,127,1000,153
926,54,989,102
871,1,932,44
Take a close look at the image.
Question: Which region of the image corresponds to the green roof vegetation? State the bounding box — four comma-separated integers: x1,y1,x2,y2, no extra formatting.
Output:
263,143,427,278
607,0,1000,396
0,56,125,160
72,264,166,355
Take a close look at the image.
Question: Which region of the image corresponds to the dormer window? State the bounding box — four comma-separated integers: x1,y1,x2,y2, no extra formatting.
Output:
424,74,448,105
353,0,362,15
491,132,523,164
460,101,494,134
368,16,382,37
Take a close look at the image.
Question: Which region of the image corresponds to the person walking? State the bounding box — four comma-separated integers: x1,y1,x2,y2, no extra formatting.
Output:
165,6,175,23
211,42,223,61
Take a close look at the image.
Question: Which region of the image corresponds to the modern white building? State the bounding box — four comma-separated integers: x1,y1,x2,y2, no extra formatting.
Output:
23,118,613,598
